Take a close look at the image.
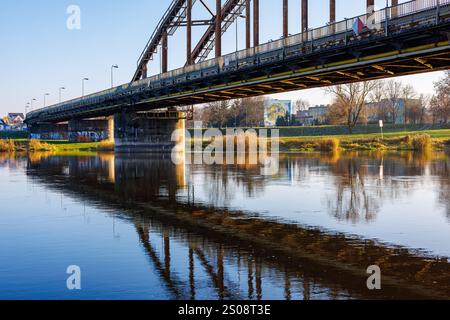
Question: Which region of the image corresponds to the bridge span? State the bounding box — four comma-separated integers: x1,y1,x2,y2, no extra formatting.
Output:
26,0,450,152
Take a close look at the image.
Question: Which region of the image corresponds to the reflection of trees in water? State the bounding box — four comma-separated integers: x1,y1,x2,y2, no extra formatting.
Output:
192,157,268,207
327,158,379,223
323,152,444,223
429,155,450,221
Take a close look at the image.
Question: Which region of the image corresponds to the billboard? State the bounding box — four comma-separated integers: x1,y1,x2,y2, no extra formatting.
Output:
264,99,292,127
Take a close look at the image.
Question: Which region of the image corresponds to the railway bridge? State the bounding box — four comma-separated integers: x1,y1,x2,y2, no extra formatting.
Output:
25,0,450,152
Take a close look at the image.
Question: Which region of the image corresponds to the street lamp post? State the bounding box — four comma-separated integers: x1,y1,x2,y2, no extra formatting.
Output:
59,87,66,103
82,78,89,97
30,98,37,111
235,15,246,52
111,65,119,88
43,93,50,108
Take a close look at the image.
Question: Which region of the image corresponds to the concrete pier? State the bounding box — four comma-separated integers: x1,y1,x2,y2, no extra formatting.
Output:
68,117,114,142
114,111,185,153
29,123,68,140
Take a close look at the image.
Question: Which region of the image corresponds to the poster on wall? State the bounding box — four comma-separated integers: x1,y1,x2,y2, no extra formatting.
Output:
264,99,292,127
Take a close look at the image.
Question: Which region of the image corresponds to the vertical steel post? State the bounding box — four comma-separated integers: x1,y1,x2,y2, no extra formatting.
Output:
391,0,398,18
283,0,288,38
302,0,308,40
246,0,251,49
215,0,222,57
187,0,192,65
253,0,259,46
367,0,374,13
162,30,168,73
330,0,336,33
330,0,336,23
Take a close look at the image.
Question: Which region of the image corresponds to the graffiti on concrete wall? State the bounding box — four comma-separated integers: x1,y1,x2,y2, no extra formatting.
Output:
30,132,68,140
69,131,109,142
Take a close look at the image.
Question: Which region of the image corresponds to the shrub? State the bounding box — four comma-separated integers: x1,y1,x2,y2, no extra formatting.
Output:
411,134,432,152
316,138,340,152
95,140,115,151
28,140,54,152
0,139,15,152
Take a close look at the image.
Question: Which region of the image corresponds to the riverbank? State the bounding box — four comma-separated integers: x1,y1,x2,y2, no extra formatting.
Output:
0,139,114,153
279,130,450,152
1,129,450,154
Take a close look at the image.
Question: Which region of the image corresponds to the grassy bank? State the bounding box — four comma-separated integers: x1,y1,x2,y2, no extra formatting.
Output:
0,139,114,153
279,130,450,152
1,128,450,154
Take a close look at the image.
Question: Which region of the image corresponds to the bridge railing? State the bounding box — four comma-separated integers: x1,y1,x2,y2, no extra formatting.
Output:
27,0,449,121
161,0,448,80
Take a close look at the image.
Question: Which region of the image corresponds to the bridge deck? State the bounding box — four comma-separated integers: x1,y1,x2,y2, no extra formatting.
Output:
27,0,450,124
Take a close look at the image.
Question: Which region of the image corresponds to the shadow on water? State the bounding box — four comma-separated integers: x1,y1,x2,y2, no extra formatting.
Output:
5,150,449,300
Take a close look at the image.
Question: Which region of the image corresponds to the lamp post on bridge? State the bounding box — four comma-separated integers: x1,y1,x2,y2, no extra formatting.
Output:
30,98,37,111
111,65,119,88
235,14,247,52
82,78,89,97
43,93,50,108
59,87,66,103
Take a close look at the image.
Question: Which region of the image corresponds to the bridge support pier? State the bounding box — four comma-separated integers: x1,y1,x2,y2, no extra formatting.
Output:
29,123,68,140
68,117,114,142
114,111,185,153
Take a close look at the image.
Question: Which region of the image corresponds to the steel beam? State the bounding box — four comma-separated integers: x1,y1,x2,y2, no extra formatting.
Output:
283,0,288,38
367,0,374,13
392,0,398,17
187,0,193,65
162,31,168,73
330,0,336,23
215,0,222,57
302,0,308,33
246,0,251,48
253,0,259,46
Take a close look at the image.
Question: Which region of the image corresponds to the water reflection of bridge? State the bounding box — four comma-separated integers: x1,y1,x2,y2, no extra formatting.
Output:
25,152,450,299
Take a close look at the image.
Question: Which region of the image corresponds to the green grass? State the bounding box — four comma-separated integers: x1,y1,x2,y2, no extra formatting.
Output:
0,139,114,153
278,129,450,152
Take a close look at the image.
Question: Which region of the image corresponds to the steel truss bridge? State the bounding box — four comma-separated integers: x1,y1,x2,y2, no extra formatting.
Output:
26,0,450,124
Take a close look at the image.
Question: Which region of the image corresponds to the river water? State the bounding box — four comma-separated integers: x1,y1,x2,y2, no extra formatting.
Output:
0,151,449,300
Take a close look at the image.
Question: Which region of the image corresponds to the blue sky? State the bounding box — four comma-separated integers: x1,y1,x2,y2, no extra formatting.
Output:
0,0,444,115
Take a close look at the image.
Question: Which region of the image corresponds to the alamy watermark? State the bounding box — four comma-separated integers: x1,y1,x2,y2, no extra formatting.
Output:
66,5,81,30
66,265,81,290
367,265,382,290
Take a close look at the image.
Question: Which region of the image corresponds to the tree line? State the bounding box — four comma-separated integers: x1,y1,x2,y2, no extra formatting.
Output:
188,71,450,132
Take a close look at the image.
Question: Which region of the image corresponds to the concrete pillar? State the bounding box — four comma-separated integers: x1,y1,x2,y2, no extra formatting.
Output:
29,123,68,140
68,118,114,142
114,111,185,153
215,0,222,57
107,116,114,142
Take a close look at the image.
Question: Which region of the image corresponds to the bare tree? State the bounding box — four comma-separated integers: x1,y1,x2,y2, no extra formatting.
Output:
385,80,403,125
401,84,419,124
430,71,450,125
294,98,310,113
369,80,388,121
325,81,377,134
204,100,231,129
